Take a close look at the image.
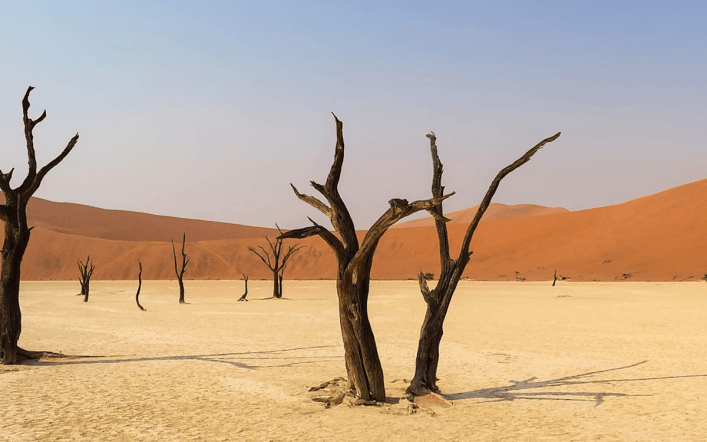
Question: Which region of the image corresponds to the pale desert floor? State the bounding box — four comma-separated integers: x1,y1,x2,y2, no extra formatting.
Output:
2,280,706,441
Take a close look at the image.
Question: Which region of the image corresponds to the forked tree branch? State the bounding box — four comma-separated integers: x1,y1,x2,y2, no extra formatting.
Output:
417,271,435,307
23,134,79,198
351,192,454,267
278,218,345,259
0,168,15,194
280,244,306,271
20,86,42,191
457,132,560,260
248,245,274,270
290,184,332,218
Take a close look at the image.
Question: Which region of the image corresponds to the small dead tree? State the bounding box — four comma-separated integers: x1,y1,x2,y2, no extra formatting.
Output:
238,274,249,301
77,255,95,302
172,233,189,304
553,269,558,286
135,260,146,311
248,226,304,299
0,87,79,364
278,114,453,402
407,130,560,398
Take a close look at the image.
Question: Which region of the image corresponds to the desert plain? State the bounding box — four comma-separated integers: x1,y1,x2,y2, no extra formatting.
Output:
1,279,706,441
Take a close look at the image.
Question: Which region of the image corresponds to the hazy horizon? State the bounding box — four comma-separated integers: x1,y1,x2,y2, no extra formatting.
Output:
2,2,705,229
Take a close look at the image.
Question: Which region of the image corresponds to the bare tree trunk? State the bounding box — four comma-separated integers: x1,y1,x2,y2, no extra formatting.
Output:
553,269,558,286
280,114,453,402
135,260,146,311
0,87,79,364
172,233,189,304
238,274,249,301
407,130,560,397
0,206,28,364
272,270,281,298
77,255,95,302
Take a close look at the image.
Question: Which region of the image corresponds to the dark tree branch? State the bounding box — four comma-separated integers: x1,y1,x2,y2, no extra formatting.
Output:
417,271,435,307
278,218,345,259
135,260,146,311
0,205,7,223
24,134,79,197
248,246,274,270
20,86,40,191
352,192,454,267
0,168,14,194
427,132,452,264
290,183,332,218
281,244,305,268
326,113,345,190
457,132,561,261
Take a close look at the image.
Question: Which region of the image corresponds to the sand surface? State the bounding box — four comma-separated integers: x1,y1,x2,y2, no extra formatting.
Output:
2,280,706,441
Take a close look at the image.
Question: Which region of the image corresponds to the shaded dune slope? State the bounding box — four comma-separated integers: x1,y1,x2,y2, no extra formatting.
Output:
9,179,707,281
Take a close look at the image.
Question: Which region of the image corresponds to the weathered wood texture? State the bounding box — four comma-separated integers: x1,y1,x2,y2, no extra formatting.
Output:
172,233,189,304
0,87,79,364
248,226,303,298
407,130,560,397
279,114,453,402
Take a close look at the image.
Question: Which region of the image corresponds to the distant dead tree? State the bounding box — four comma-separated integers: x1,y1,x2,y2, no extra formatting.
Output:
0,87,79,364
278,114,453,402
135,260,146,311
172,233,189,304
238,274,249,301
249,225,304,299
77,255,96,302
553,269,558,286
515,271,526,282
406,130,560,398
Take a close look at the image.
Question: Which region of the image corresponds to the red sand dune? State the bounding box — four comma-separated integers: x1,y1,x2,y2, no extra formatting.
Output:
7,178,707,281
393,203,568,228
26,197,278,242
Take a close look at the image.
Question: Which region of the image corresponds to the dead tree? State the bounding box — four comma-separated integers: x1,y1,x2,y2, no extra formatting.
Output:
407,130,560,398
238,274,249,301
77,255,96,302
553,269,558,286
0,87,79,364
248,226,304,298
135,260,146,311
278,114,453,402
172,233,189,304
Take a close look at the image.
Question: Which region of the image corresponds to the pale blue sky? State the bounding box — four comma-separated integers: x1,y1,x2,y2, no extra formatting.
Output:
1,1,706,228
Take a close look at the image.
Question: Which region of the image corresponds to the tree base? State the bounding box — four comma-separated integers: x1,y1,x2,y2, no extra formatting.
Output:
308,377,377,408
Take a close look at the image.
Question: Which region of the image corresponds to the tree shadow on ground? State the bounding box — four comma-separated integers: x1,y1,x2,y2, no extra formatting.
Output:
444,360,707,406
21,345,340,370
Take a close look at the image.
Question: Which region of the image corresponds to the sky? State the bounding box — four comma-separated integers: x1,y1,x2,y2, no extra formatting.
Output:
1,1,706,229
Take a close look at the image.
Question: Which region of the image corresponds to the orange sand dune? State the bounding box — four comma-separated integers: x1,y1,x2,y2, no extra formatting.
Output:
393,203,568,228
25,197,278,242
9,178,707,281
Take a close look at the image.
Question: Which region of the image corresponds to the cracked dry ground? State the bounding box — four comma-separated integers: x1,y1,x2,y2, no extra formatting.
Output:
2,280,707,441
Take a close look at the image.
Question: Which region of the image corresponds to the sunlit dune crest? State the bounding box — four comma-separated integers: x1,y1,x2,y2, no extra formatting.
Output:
6,178,707,282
